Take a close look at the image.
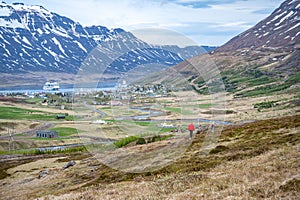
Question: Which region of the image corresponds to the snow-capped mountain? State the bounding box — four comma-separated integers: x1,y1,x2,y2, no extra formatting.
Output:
217,0,300,51
0,2,214,74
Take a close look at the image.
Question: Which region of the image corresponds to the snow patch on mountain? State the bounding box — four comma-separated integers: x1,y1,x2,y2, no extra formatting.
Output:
21,36,31,46
0,6,11,16
275,10,294,26
0,18,23,28
52,37,66,55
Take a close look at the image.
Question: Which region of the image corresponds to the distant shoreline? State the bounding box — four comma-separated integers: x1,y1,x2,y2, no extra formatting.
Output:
0,85,116,94
0,82,117,93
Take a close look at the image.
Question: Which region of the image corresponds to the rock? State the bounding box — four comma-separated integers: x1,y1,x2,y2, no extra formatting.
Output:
63,160,76,169
38,170,49,179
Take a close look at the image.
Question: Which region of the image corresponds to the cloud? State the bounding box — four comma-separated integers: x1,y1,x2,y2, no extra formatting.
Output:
252,8,275,14
169,0,240,8
131,28,198,47
212,21,253,30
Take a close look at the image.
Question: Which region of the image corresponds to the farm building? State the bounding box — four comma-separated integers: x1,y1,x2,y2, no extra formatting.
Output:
56,114,66,119
36,130,58,138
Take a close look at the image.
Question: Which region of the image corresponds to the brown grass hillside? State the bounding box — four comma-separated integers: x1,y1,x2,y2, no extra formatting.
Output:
0,115,299,199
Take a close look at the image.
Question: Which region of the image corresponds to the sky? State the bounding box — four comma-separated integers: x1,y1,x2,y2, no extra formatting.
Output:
4,0,285,46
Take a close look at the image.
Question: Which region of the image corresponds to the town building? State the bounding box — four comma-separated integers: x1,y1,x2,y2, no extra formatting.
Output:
36,130,58,138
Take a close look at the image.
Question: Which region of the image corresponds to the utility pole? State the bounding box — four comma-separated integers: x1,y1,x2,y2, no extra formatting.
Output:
8,126,15,154
12,126,15,152
8,127,10,154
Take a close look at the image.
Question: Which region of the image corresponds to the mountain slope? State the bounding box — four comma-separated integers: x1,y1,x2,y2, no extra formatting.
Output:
148,0,300,98
0,2,118,73
0,2,214,75
217,0,300,52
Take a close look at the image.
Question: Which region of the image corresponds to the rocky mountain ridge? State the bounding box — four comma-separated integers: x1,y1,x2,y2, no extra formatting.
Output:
217,0,300,52
0,2,214,74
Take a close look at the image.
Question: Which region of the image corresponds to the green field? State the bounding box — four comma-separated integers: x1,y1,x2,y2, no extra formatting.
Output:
0,106,72,121
164,107,194,115
50,127,78,137
0,106,57,120
28,127,79,141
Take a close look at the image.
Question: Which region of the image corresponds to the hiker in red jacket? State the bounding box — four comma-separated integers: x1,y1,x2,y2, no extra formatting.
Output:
188,123,195,139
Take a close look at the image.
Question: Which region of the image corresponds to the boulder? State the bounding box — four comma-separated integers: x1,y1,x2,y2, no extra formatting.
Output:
38,170,49,178
63,160,76,169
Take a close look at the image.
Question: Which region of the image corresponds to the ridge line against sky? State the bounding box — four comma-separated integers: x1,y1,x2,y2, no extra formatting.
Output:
4,0,284,46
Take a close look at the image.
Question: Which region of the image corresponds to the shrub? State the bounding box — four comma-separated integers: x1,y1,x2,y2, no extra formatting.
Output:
114,136,138,148
151,134,173,143
136,137,146,145
209,145,229,154
253,101,277,110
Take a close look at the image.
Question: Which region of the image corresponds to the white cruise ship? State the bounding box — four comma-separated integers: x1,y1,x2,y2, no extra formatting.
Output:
43,81,60,91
